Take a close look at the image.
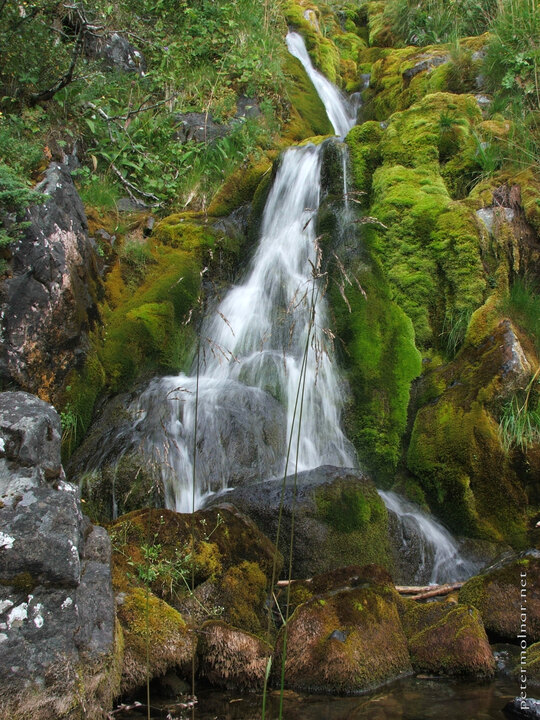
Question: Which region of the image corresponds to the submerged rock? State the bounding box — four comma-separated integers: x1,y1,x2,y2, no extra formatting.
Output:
0,391,118,719
504,698,540,719
207,465,391,577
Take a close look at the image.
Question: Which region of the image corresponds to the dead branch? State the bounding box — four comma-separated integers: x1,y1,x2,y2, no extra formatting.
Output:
110,162,161,206
399,582,463,600
276,580,463,601
30,26,84,103
354,216,388,230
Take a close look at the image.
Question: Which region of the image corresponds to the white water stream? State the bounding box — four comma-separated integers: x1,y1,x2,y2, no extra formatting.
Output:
117,32,477,583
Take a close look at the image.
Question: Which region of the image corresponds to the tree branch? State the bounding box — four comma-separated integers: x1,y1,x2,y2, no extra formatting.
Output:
29,25,84,103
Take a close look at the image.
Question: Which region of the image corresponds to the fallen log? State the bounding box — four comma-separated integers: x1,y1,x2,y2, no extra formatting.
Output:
406,582,463,600
276,580,463,600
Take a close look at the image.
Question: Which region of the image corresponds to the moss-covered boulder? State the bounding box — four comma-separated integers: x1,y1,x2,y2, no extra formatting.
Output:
400,599,495,677
407,315,536,544
117,586,194,696
109,506,282,644
459,552,540,642
209,466,391,578
273,575,412,693
516,642,540,686
198,620,273,691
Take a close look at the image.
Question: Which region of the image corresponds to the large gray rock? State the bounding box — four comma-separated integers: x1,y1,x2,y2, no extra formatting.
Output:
0,163,102,403
206,465,391,578
0,392,117,717
86,32,146,74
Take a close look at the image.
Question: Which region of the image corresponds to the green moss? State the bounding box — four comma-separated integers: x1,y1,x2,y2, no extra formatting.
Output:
208,159,272,216
367,163,449,344
331,260,421,481
61,352,106,458
283,52,333,141
219,560,268,635
345,121,383,202
99,241,201,391
313,476,392,569
407,386,527,544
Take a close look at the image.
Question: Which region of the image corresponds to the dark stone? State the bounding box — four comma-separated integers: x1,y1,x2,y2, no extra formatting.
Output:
234,96,261,120
0,163,102,402
174,112,231,143
206,465,390,578
0,391,116,703
504,698,540,719
116,197,148,212
402,54,449,85
85,32,146,74
211,204,252,241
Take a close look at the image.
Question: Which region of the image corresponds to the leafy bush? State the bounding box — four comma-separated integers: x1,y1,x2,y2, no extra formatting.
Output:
485,0,540,112
0,163,39,249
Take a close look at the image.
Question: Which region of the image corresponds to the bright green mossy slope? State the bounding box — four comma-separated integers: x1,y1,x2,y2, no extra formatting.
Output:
342,19,540,543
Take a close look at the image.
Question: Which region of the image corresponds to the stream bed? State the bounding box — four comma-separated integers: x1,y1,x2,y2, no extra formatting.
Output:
118,676,519,720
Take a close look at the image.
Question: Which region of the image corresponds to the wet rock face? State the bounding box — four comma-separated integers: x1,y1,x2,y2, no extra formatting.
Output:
0,391,116,712
206,465,391,578
0,163,101,403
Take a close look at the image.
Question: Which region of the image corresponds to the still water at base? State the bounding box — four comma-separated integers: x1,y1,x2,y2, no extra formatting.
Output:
117,676,517,719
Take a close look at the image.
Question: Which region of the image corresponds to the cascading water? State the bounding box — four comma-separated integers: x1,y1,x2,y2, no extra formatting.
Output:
286,31,357,137
126,32,357,512
379,490,480,584
94,31,479,583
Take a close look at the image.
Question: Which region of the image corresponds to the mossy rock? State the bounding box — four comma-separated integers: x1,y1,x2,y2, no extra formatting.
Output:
345,121,383,202
400,598,495,677
285,564,394,614
273,582,411,693
207,159,272,217
109,506,282,638
198,620,273,691
98,240,201,391
117,586,194,696
459,552,540,642
515,641,540,686
407,315,535,544
0,619,124,720
283,52,333,142
319,135,422,482
78,452,162,523
213,466,391,578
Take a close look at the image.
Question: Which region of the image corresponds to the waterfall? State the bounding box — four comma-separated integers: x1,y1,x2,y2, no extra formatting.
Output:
126,35,358,512
379,491,480,584
90,32,478,584
286,31,356,137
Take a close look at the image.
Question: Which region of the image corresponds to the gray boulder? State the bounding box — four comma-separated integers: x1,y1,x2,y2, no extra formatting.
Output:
0,392,117,719
86,32,146,74
0,163,102,403
206,465,391,578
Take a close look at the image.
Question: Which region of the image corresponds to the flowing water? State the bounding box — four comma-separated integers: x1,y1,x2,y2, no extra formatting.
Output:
379,490,481,584
286,31,357,137
127,33,357,512
105,32,478,585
